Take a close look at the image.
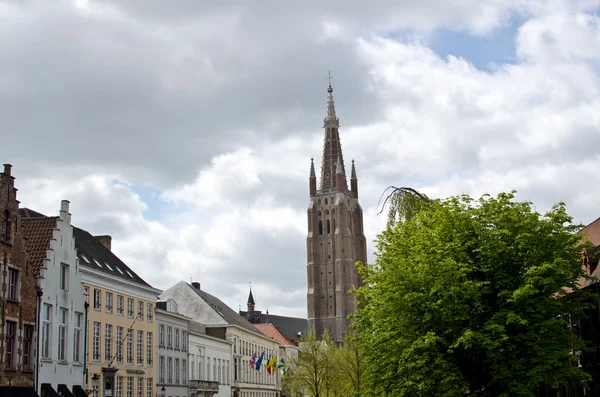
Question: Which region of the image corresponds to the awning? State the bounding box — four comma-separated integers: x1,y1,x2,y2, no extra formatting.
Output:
58,385,75,397
41,384,59,397
71,386,88,397
0,386,40,397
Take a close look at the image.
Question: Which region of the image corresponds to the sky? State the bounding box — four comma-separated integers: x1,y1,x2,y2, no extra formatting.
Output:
2,0,600,318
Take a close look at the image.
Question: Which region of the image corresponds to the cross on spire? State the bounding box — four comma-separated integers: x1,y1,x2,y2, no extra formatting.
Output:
326,70,333,88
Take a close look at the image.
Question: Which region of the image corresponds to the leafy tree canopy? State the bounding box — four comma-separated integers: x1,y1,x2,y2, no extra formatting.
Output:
355,191,594,397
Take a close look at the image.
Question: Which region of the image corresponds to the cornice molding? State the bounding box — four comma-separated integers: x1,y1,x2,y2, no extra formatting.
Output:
80,267,162,296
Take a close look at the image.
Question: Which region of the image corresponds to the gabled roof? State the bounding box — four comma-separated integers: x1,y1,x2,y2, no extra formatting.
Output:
21,216,59,275
253,323,293,346
20,207,154,289
186,283,264,335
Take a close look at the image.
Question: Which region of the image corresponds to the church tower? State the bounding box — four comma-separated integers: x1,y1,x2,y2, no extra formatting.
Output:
306,83,367,343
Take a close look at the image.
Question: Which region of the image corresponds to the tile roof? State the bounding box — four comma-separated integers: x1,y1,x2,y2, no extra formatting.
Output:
580,216,600,246
20,207,154,289
253,323,293,345
186,283,263,335
21,216,59,276
239,311,307,342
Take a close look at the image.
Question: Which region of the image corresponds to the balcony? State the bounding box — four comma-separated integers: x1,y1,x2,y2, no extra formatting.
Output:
189,380,219,393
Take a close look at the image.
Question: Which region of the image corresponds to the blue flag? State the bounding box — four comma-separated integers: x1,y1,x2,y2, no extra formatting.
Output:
255,352,265,371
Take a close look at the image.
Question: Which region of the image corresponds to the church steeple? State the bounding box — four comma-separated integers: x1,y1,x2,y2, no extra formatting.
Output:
320,83,347,191
247,284,255,312
309,158,317,196
350,159,358,197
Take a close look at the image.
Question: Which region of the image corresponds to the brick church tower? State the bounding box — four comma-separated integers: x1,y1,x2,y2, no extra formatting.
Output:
306,83,367,343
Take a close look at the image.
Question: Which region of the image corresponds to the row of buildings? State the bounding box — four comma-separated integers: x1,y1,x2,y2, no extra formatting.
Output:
0,163,304,397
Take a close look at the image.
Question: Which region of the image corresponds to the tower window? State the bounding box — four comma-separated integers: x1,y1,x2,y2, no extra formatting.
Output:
327,219,331,234
325,199,328,205
318,221,323,235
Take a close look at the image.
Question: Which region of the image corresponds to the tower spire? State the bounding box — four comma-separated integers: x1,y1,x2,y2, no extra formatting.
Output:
320,77,347,191
310,158,316,178
247,282,255,312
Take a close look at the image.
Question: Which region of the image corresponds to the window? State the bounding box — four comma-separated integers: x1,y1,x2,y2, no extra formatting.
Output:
137,377,143,397
106,292,113,313
146,378,152,397
191,357,195,380
159,325,165,347
58,308,67,361
175,358,180,384
105,324,113,362
167,326,172,348
117,295,124,315
146,303,153,322
318,220,323,234
182,331,187,351
42,304,52,359
127,329,133,364
226,360,230,385
167,357,173,384
127,298,134,317
74,313,82,362
60,263,69,291
5,321,15,368
159,356,165,383
94,289,101,310
175,328,180,350
116,327,123,363
126,377,133,397
1,210,11,241
116,377,123,397
146,332,153,366
93,322,101,361
327,219,331,233
182,359,187,385
23,324,33,370
7,268,18,300
137,330,143,365
137,301,143,321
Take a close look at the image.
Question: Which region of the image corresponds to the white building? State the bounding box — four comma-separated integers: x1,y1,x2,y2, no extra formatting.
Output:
188,321,232,397
160,282,281,397
22,201,87,395
156,299,190,397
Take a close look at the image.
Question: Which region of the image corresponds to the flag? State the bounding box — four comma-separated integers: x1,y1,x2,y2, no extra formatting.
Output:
266,355,277,375
255,352,265,371
277,358,285,370
249,352,256,369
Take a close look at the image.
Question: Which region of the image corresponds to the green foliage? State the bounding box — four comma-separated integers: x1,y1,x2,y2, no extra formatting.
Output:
355,191,594,397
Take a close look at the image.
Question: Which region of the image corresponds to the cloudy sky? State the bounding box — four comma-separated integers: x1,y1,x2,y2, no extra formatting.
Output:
2,0,600,317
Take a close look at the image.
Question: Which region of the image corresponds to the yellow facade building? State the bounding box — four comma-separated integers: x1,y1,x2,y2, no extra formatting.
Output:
73,229,161,397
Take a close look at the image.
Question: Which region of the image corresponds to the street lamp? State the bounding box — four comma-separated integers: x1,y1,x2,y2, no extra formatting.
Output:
87,374,100,395
160,385,166,397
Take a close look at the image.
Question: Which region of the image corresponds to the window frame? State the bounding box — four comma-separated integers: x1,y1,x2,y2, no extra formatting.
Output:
42,304,52,360
60,263,69,291
7,268,18,301
58,308,68,361
5,320,16,369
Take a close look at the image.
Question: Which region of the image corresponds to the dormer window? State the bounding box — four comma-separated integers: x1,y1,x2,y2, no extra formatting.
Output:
1,210,10,242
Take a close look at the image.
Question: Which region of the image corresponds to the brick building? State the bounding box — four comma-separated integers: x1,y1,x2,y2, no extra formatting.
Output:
306,84,367,343
0,164,38,395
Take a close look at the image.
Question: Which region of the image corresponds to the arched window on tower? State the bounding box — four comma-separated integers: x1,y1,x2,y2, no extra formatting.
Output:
1,210,10,242
325,198,328,205
318,221,323,235
333,218,335,232
327,219,331,234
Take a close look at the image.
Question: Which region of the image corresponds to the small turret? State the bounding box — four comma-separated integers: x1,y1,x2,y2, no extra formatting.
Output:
350,159,358,197
309,158,317,196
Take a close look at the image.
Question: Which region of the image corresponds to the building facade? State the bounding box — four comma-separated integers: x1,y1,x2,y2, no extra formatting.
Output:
161,281,281,397
306,85,368,343
75,228,161,397
0,164,37,393
156,299,189,397
21,201,87,395
188,321,231,397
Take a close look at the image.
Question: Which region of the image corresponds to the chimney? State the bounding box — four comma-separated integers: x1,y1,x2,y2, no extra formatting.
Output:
192,281,201,290
94,235,112,251
3,164,12,176
60,200,70,214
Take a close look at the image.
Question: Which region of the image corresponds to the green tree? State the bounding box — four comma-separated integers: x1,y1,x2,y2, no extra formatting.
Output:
335,331,367,396
355,191,593,397
283,328,337,397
